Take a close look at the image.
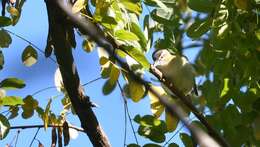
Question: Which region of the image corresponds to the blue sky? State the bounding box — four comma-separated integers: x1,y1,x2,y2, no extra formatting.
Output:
0,1,201,146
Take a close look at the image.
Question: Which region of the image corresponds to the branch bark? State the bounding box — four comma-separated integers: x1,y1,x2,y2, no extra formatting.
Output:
44,1,111,146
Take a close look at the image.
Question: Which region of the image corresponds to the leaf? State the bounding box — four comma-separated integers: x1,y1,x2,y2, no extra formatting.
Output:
165,110,179,132
82,40,95,52
72,0,86,13
151,8,174,24
51,127,57,147
8,106,19,119
180,133,193,147
109,65,120,85
115,30,140,41
43,99,52,130
0,29,12,48
121,0,142,15
0,78,25,89
148,85,165,118
102,79,117,95
63,121,70,146
143,143,161,147
0,96,24,106
151,0,171,13
124,46,150,69
0,17,12,27
130,22,148,51
220,78,229,97
0,50,4,70
168,143,179,147
127,144,141,147
0,114,10,140
129,79,145,102
187,18,212,39
188,0,216,13
21,45,38,67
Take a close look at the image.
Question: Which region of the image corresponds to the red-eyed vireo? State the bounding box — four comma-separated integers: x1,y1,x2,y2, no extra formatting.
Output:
152,49,197,96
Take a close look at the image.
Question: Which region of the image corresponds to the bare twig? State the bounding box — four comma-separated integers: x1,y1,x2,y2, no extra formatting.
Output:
10,124,84,132
117,81,139,145
29,127,40,147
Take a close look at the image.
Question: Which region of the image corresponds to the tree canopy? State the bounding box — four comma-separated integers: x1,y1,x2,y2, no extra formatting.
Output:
0,0,260,146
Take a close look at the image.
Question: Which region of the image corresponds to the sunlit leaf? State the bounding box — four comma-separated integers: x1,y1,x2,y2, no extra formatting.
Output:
148,85,165,118
220,78,229,97
124,46,150,69
0,89,6,98
72,0,86,13
130,22,148,51
21,45,38,67
129,79,145,102
0,114,10,140
121,0,142,15
82,40,95,52
0,96,24,106
109,65,120,85
115,30,140,41
0,29,12,48
43,99,52,130
0,77,25,89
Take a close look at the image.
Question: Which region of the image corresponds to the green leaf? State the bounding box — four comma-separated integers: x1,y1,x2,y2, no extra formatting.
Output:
165,110,179,132
109,65,120,85
72,0,86,13
0,51,4,70
187,18,212,39
121,0,142,15
0,29,12,48
151,8,174,24
21,45,38,67
220,78,229,97
188,0,216,13
130,22,148,51
180,133,193,147
127,144,141,147
168,143,179,147
0,96,24,106
0,114,10,140
0,78,25,89
0,16,12,27
115,30,140,41
148,85,165,118
0,88,5,98
102,79,117,95
129,79,145,102
143,143,161,147
124,46,150,69
82,40,95,52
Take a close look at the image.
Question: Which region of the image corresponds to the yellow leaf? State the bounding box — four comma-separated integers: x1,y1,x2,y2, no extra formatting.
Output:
72,0,86,13
148,85,166,118
165,110,179,132
129,79,145,102
234,0,248,10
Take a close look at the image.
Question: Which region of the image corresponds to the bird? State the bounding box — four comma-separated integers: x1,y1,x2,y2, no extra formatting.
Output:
152,49,198,96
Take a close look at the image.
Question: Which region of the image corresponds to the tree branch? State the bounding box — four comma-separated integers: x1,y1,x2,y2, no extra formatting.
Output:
44,1,111,146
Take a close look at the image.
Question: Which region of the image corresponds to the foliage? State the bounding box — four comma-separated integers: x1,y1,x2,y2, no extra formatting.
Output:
0,0,260,146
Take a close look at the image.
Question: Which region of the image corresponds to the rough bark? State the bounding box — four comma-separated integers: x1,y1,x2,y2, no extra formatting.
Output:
44,1,111,146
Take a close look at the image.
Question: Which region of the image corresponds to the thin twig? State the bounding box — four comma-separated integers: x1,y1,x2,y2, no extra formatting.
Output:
3,29,57,63
117,81,139,145
29,127,40,147
14,130,20,147
10,124,84,132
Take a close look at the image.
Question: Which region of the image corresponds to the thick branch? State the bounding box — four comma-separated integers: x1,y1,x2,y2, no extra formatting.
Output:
44,1,111,146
